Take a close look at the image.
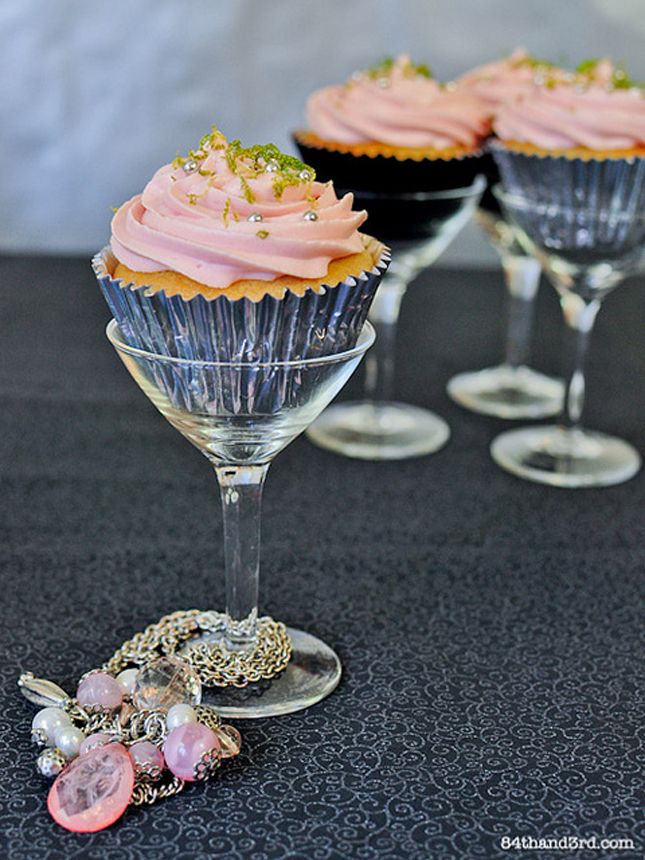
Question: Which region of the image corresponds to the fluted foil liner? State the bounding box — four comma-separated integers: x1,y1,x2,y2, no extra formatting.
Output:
490,143,645,256
491,142,645,211
92,246,389,363
94,247,387,421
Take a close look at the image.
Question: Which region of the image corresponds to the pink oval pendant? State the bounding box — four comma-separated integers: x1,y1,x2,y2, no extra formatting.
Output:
47,743,134,832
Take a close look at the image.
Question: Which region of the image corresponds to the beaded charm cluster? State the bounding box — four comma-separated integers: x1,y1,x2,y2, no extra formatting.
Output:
19,653,241,833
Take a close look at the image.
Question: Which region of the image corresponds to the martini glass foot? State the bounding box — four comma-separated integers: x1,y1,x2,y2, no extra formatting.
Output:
447,365,563,419
180,627,341,719
491,425,641,488
307,400,450,460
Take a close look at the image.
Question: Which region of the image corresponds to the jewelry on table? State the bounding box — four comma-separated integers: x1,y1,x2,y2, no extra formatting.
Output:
15,607,282,833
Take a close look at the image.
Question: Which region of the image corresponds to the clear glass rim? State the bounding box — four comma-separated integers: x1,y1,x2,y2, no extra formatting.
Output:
106,318,376,368
492,183,645,222
344,173,486,202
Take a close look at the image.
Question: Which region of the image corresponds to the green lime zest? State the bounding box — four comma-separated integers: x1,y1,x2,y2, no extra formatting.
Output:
256,229,269,239
576,58,601,74
365,55,432,80
176,127,316,202
514,53,555,70
611,62,643,90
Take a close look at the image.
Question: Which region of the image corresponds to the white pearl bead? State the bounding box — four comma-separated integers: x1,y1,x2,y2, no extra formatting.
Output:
55,725,85,759
32,707,72,746
116,668,139,695
166,703,197,731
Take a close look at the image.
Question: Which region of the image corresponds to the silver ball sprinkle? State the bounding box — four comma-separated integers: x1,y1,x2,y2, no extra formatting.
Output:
247,212,263,223
37,747,66,778
182,159,198,174
299,168,314,182
376,77,390,89
303,210,318,221
265,159,280,173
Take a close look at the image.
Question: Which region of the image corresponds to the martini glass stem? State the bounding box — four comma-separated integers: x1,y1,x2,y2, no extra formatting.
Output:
558,293,601,430
364,275,407,402
502,254,541,368
215,463,269,652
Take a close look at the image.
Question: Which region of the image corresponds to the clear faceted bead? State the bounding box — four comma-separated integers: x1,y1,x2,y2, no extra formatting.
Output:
215,724,242,759
132,657,202,711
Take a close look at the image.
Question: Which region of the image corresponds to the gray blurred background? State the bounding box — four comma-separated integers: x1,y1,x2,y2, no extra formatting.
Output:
1,0,643,264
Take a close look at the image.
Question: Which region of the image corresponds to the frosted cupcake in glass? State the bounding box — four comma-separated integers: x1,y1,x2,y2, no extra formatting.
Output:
94,128,389,362
293,57,488,459
489,67,645,487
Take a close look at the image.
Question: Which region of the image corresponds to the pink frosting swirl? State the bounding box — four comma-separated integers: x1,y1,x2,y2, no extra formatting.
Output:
458,49,560,110
458,50,618,113
494,85,645,150
306,55,490,149
111,132,367,289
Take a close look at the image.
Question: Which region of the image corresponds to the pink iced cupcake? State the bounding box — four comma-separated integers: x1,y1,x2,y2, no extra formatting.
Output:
490,65,645,212
93,128,389,360
294,55,491,192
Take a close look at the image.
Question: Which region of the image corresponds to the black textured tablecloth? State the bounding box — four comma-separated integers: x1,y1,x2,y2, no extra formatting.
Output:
1,254,643,860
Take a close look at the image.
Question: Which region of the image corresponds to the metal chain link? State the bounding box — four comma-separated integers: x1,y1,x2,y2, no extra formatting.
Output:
130,774,186,806
103,610,291,688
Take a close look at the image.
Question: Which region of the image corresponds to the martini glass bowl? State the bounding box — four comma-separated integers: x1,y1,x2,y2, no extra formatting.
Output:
306,176,485,460
447,192,564,419
107,319,375,717
490,182,645,488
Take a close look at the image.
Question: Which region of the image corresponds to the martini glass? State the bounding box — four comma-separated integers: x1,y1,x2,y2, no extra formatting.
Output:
447,203,564,418
307,176,485,459
490,185,645,487
107,318,375,717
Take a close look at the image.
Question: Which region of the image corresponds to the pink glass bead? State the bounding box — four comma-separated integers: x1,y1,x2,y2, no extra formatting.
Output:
47,743,134,833
76,673,123,710
78,732,111,756
129,741,164,775
163,723,220,781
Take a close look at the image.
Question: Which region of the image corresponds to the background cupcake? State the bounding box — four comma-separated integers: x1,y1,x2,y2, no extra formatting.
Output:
491,66,645,208
94,129,388,361
294,55,490,193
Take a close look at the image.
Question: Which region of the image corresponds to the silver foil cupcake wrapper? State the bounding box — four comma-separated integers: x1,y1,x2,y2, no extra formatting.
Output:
92,246,390,364
490,143,645,257
490,142,645,213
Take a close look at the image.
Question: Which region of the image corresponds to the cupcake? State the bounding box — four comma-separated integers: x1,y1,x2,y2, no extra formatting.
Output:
490,66,645,210
93,128,388,361
294,55,491,194
456,49,572,212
